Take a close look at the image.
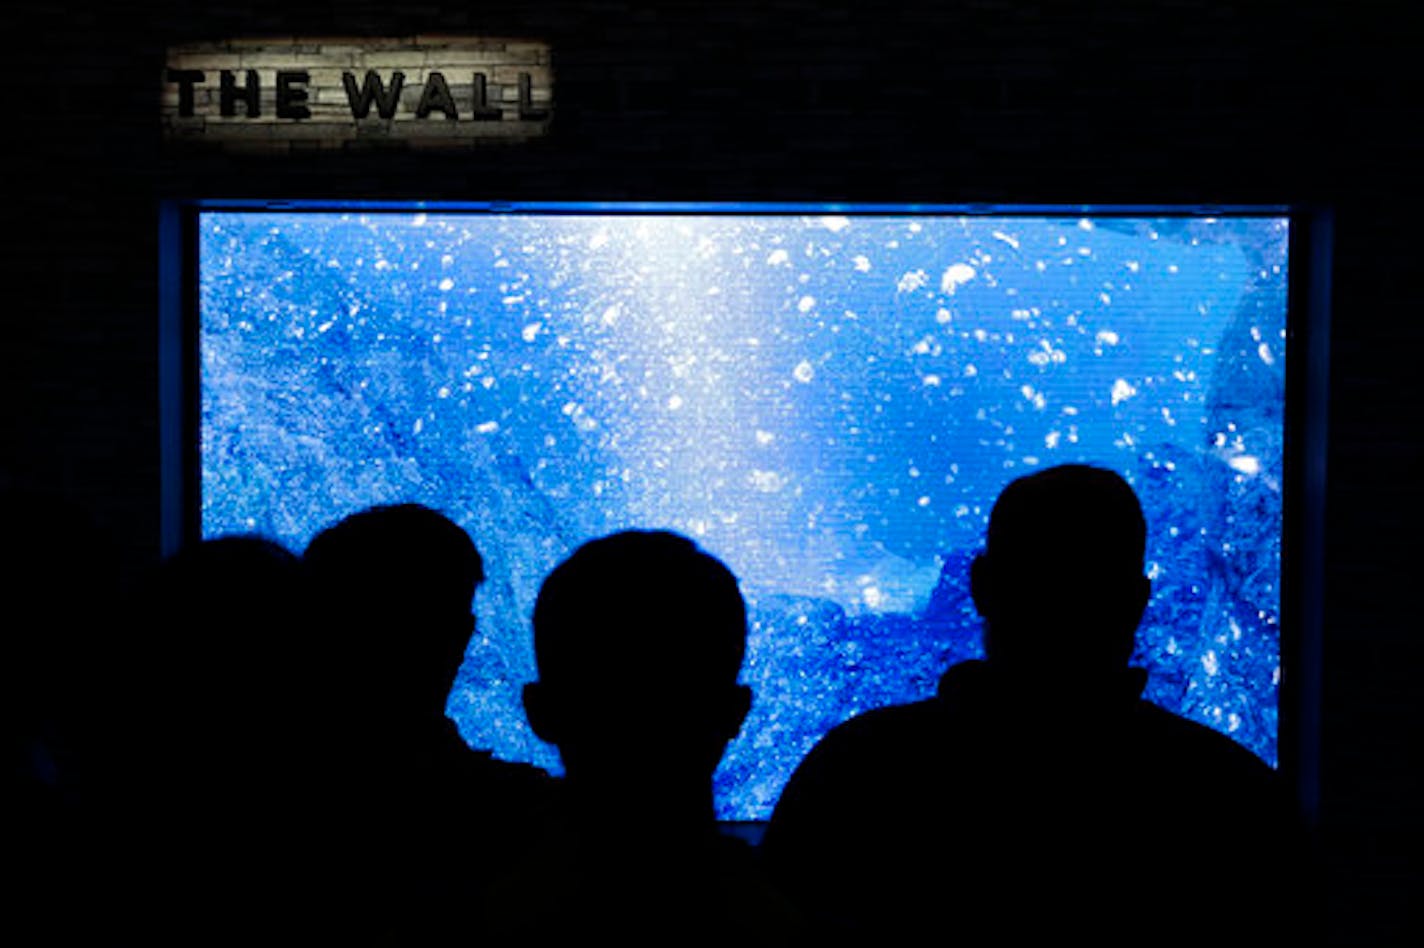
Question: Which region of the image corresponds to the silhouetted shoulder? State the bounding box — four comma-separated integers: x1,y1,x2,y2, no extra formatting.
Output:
767,698,942,826
1124,700,1286,814
760,698,948,938
452,745,561,817
764,658,1297,941
1132,700,1276,768
484,808,800,944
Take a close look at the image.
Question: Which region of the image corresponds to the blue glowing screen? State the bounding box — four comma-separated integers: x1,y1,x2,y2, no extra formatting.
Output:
200,210,1287,820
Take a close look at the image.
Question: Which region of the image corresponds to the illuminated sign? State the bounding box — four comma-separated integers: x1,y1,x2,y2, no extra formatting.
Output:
163,38,552,151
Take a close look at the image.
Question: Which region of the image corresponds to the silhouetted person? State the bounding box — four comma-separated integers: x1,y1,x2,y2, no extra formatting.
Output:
761,464,1299,943
301,503,555,939
485,530,800,943
105,534,319,940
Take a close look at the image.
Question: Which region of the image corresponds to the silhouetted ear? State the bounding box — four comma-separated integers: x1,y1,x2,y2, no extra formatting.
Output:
522,681,560,745
1102,573,1153,664
1130,573,1151,626
969,553,993,619
724,683,753,740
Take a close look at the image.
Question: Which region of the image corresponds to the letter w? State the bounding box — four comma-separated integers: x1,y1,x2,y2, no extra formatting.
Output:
344,71,405,119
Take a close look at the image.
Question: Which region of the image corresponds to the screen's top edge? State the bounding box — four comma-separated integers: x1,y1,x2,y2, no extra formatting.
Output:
187,199,1296,217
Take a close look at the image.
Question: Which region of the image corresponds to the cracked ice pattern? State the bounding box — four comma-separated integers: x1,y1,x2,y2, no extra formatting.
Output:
200,212,1288,820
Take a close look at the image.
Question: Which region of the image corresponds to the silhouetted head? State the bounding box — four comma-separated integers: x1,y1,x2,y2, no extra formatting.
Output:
523,531,752,791
135,535,305,691
971,465,1150,674
303,503,482,719
152,533,302,615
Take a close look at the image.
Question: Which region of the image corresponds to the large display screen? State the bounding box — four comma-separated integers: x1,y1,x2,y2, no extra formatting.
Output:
200,209,1288,820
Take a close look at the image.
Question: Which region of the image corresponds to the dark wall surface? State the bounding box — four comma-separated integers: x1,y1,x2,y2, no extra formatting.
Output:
3,2,1419,943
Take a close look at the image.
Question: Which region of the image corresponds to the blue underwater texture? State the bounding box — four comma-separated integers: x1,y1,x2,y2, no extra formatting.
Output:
200,211,1288,821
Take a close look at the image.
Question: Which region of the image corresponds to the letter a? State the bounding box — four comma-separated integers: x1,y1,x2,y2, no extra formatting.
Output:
416,72,459,120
